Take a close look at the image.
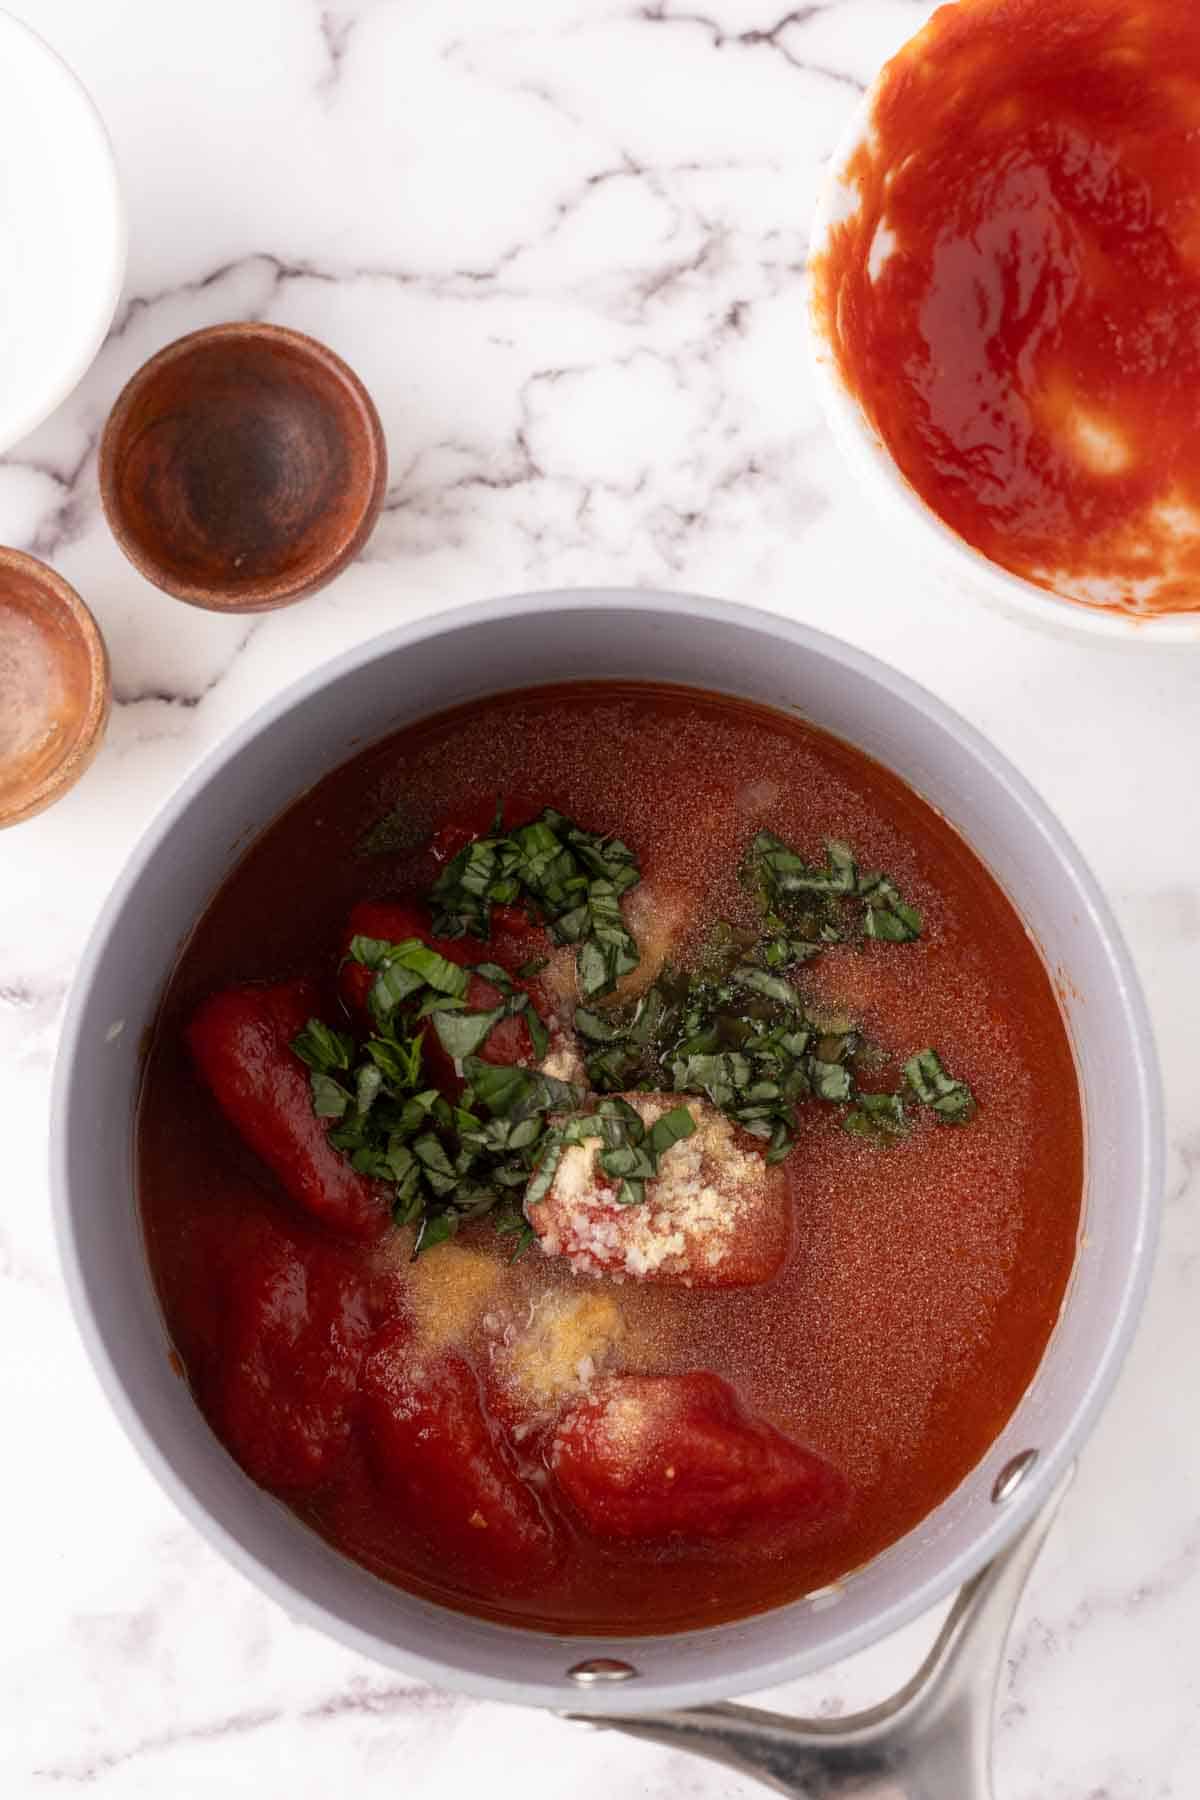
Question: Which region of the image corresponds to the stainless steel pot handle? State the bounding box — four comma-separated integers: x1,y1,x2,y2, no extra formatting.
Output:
568,1467,1073,1800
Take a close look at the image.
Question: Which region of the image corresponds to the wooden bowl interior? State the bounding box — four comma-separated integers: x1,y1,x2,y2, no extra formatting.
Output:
105,333,382,608
0,556,109,825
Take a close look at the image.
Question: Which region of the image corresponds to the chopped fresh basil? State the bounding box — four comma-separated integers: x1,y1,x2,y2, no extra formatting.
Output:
647,1105,697,1160
745,831,855,903
744,830,922,949
465,1059,532,1117
464,1056,584,1122
355,807,428,858
904,1048,977,1123
297,1010,584,1256
363,1035,425,1086
413,1211,458,1254
671,1049,753,1108
350,935,471,999
288,910,571,1251
291,1018,355,1074
597,1140,656,1179
843,1091,909,1143
863,900,922,943
525,1007,549,1061
492,1200,538,1260
296,816,974,1250
429,806,641,999
582,930,982,1159
840,1052,976,1145
412,1133,455,1178
347,934,409,970
810,1059,853,1103
574,1005,623,1043
432,1005,507,1062
309,1071,353,1118
471,962,515,991
414,991,468,1018
759,933,826,969
366,960,425,1026
354,1062,384,1115
523,1137,564,1210
732,965,801,1006
587,956,851,1158
858,870,922,940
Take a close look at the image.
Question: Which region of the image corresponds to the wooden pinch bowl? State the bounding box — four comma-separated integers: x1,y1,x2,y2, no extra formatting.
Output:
0,548,110,827
99,323,387,612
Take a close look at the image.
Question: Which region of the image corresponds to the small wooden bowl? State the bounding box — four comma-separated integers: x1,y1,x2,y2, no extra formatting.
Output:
0,548,110,827
99,323,387,612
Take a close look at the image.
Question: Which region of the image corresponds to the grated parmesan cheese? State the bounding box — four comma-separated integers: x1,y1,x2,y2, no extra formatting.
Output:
527,1094,791,1287
405,1243,506,1351
499,1289,626,1414
538,1025,587,1086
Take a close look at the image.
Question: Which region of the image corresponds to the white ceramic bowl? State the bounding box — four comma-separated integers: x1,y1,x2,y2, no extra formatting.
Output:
808,48,1200,646
51,591,1162,1715
0,10,125,453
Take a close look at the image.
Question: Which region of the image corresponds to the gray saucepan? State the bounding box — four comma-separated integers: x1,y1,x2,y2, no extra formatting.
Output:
51,591,1163,1798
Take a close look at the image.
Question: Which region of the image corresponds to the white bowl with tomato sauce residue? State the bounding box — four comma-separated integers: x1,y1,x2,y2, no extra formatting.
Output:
808,0,1200,644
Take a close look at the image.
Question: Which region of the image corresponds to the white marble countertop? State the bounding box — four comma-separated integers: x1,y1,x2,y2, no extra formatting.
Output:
2,1,1197,1794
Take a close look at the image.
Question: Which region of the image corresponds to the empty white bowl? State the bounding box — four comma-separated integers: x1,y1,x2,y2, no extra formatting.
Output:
0,10,125,454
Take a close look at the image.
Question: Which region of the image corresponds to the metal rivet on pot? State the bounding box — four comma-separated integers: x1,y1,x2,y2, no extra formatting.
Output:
992,1449,1038,1503
567,1658,639,1685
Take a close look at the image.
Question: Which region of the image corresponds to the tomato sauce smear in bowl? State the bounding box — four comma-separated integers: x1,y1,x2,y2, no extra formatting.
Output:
812,0,1200,622
138,684,1083,1635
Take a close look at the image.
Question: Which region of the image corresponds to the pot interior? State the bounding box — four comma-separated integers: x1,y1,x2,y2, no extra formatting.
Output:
52,593,1160,1713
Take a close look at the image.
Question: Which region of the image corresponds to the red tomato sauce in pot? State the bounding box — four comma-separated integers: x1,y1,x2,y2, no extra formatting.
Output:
137,685,1082,1634
813,0,1200,615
